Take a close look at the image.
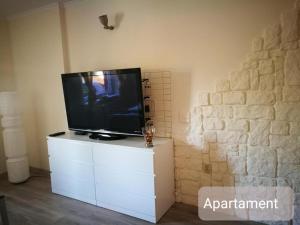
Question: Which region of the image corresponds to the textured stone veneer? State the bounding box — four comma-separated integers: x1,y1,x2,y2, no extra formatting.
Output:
176,1,300,224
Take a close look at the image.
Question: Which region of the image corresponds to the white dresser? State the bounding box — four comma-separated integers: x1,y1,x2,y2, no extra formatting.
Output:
47,133,175,223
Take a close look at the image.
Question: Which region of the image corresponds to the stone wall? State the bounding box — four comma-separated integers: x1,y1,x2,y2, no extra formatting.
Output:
176,1,300,224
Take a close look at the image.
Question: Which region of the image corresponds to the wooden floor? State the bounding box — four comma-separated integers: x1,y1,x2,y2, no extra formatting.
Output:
0,173,263,225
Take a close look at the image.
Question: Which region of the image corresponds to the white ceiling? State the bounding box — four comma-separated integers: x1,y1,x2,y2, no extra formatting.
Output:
0,0,66,18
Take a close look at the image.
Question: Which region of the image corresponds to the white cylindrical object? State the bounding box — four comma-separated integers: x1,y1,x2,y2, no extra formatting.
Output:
0,91,30,183
6,156,30,183
3,128,27,158
0,92,20,116
1,116,22,128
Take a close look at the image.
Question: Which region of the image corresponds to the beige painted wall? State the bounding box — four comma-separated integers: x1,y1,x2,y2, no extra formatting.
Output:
7,0,294,170
64,0,294,144
0,20,14,91
65,0,294,102
0,19,15,174
8,5,67,169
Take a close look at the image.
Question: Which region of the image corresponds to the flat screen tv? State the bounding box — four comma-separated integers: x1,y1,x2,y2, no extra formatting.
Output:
61,68,145,138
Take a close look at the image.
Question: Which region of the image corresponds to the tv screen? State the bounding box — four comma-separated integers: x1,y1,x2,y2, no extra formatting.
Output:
61,68,145,136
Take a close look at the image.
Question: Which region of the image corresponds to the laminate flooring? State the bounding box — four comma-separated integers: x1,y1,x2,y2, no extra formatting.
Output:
0,173,263,225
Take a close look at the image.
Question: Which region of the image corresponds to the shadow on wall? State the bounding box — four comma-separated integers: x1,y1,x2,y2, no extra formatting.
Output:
114,12,124,29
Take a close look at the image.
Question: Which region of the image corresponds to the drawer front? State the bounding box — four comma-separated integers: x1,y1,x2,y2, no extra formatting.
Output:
94,166,155,197
51,173,96,205
96,184,156,217
93,144,154,174
49,157,94,181
48,139,93,163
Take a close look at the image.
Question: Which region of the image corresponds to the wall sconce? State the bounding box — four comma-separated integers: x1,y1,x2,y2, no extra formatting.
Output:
99,14,114,30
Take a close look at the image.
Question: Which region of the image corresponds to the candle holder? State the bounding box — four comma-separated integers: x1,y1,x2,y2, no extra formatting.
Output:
142,120,155,148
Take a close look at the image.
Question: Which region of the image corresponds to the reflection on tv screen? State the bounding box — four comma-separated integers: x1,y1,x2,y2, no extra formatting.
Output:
61,68,144,135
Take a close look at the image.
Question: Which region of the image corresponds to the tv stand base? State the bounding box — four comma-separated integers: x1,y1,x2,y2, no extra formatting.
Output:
89,133,127,141
74,131,88,135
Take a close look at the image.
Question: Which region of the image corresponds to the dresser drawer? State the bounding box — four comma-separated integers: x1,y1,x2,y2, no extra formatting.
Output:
48,139,93,163
51,173,96,205
96,184,156,217
93,144,154,174
49,157,94,181
94,166,155,198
